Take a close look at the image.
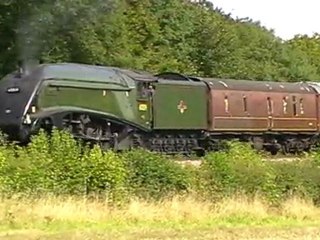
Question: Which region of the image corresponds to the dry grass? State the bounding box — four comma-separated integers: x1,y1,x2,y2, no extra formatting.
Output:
213,195,270,219
1,195,213,224
281,197,318,220
0,194,320,239
0,195,319,225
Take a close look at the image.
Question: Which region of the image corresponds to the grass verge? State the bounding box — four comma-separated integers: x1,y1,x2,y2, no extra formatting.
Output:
0,194,320,239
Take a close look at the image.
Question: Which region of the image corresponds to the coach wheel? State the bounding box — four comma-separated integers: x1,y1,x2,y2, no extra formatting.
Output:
270,148,278,155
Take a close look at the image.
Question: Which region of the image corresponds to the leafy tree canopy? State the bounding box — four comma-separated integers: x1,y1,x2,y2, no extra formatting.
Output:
1,0,320,82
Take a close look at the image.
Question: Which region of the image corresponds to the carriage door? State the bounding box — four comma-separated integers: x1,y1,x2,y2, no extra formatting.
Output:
267,96,274,130
136,81,154,128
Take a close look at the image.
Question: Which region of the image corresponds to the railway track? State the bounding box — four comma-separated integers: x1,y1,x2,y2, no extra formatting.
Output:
174,154,309,167
262,156,304,162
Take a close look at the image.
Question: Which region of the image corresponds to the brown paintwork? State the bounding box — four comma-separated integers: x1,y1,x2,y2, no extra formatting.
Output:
202,78,314,93
209,89,318,132
317,95,320,131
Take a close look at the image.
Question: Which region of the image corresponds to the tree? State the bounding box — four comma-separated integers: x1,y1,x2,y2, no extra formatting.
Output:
1,0,320,82
284,34,320,80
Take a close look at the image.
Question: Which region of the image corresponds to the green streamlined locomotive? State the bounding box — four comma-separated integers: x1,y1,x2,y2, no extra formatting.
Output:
1,62,320,155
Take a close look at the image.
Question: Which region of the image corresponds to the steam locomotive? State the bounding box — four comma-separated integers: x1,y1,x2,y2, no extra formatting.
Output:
1,62,320,155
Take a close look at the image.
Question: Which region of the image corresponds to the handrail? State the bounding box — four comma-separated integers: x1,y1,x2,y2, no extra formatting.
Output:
155,72,193,81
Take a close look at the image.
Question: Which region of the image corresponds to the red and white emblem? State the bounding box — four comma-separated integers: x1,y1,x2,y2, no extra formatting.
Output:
177,100,187,113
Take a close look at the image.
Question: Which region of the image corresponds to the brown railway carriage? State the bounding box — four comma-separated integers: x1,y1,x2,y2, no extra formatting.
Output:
202,79,319,133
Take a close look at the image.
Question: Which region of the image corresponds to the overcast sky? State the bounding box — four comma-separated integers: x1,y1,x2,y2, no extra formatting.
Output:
210,0,320,40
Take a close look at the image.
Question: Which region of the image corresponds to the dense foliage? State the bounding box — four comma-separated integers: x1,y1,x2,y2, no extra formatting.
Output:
1,0,320,81
1,130,320,206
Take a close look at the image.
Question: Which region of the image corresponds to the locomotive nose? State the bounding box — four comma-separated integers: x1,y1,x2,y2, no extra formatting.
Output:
0,73,35,141
0,80,22,139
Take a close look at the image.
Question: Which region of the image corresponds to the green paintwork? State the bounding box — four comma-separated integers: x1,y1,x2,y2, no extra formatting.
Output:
135,81,153,128
152,80,208,129
36,80,152,130
40,63,136,88
30,64,210,132
28,63,158,130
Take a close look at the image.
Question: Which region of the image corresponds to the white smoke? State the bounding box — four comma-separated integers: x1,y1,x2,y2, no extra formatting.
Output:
16,0,116,64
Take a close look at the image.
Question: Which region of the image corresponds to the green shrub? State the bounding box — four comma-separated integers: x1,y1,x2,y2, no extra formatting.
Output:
200,141,277,201
81,146,128,202
273,160,320,204
42,129,86,195
0,145,14,193
0,131,8,146
3,129,320,206
0,129,128,202
122,149,193,200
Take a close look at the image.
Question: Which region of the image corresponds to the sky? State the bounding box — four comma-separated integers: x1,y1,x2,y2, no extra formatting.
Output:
210,0,320,40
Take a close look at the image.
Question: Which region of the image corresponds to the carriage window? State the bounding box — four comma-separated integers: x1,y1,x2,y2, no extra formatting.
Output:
267,97,273,114
300,98,304,115
224,96,229,113
292,96,297,116
243,95,248,112
282,97,288,114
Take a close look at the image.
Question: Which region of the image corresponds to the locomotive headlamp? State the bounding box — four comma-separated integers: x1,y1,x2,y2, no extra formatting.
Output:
23,114,32,125
31,106,36,113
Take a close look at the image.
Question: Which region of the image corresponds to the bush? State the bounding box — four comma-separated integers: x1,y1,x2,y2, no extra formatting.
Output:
121,149,194,200
0,129,128,203
81,146,128,202
271,157,320,204
3,129,320,206
200,141,277,201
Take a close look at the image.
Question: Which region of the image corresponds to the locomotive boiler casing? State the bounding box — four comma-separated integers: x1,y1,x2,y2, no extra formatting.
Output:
35,70,149,128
